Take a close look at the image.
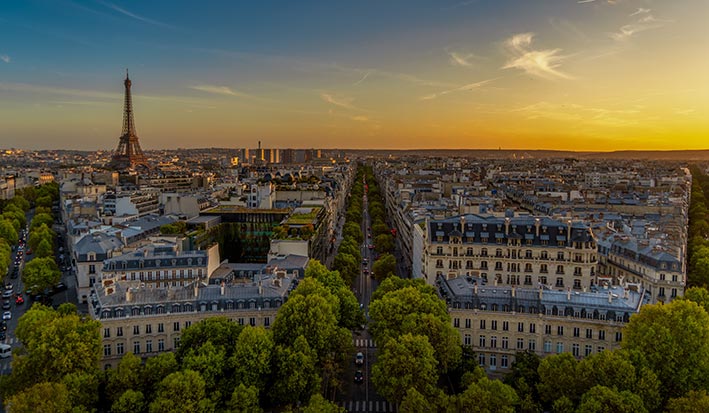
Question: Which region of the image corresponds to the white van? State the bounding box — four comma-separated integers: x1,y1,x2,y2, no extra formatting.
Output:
0,344,12,358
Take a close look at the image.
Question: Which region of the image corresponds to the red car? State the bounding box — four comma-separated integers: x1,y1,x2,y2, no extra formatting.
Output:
15,295,24,305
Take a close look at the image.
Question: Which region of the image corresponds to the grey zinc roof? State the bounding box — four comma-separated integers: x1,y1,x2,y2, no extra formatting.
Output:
74,232,123,257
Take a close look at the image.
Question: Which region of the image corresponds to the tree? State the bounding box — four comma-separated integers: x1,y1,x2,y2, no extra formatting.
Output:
6,304,100,396
112,389,146,413
680,286,709,314
62,371,99,412
28,223,55,252
35,238,53,258
666,390,709,413
537,353,581,405
299,394,345,413
4,382,72,413
8,195,30,212
400,312,461,372
231,326,273,390
149,370,214,413
622,299,709,401
21,257,61,293
400,387,436,413
455,375,519,413
143,352,178,400
30,213,53,231
227,384,262,413
374,233,394,254
372,253,396,281
333,252,358,285
270,336,321,406
0,219,18,245
106,353,143,403
372,334,438,405
181,341,228,398
576,385,647,413
0,239,11,277
176,317,243,361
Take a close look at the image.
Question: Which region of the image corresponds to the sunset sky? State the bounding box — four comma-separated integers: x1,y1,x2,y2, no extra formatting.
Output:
0,0,707,151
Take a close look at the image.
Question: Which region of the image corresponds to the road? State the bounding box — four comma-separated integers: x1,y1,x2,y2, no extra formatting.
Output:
338,177,396,412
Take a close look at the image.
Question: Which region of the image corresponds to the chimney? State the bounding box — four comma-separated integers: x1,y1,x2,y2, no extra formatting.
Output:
258,273,263,295
220,281,225,296
623,288,629,300
511,286,516,298
473,283,478,295
126,287,132,302
538,286,543,300
608,291,613,303
567,220,572,247
535,218,540,236
566,287,571,301
505,217,510,235
460,215,466,233
194,282,199,298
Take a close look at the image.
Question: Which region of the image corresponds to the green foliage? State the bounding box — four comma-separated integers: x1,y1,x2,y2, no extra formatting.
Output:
112,389,146,413
374,233,394,254
28,223,55,252
149,370,214,413
6,304,100,397
0,239,11,277
270,336,321,406
0,219,18,245
181,341,228,398
35,237,53,258
227,384,262,413
299,394,345,413
372,334,439,405
21,256,61,293
333,252,358,285
176,317,243,361
231,326,274,390
159,221,187,235
30,213,53,231
537,353,582,405
576,385,647,413
142,352,179,400
62,371,99,412
622,299,709,402
372,253,396,281
666,390,709,413
305,261,365,329
106,353,143,403
7,195,30,212
455,373,519,413
4,381,73,413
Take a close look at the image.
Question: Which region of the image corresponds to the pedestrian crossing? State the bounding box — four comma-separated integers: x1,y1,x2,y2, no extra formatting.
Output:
3,338,17,345
353,338,376,348
339,400,396,412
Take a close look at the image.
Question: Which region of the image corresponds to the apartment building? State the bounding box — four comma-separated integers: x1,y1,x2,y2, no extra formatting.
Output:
439,275,645,374
422,214,598,291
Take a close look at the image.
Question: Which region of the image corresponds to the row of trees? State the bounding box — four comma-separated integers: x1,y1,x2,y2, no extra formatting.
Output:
687,165,709,286
332,166,366,284
2,260,362,412
362,166,398,281
22,183,62,294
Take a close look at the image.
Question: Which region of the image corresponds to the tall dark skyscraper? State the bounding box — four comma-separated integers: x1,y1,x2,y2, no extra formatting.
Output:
110,70,148,170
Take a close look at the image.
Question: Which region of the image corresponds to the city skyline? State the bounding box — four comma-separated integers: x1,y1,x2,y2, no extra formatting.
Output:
0,0,707,151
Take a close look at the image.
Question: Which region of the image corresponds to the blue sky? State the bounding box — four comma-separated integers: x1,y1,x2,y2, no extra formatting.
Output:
1,0,706,150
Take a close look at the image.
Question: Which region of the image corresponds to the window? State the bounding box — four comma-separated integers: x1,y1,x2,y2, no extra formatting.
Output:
517,338,525,350
238,318,244,326
465,319,471,329
158,339,165,352
586,329,592,339
540,264,548,273
599,330,606,340
572,344,580,357
133,325,140,335
464,334,471,346
615,332,623,342
133,341,140,354
573,327,580,338
89,264,96,274
585,345,593,357
556,342,564,353
517,322,524,333
117,327,123,337
185,321,192,329
501,355,509,368
146,324,152,334
103,344,111,357
490,336,497,348
264,317,271,327
173,322,180,332
671,288,678,298
491,320,497,330
490,354,497,368
146,340,152,353
529,323,536,333
174,337,181,349
545,325,552,335
454,318,460,328
528,339,536,351
479,335,486,347
478,354,486,367
158,323,164,333
598,346,605,353
555,277,564,287
116,343,124,355
502,336,509,349
544,340,552,353
104,328,110,338
557,326,564,336
502,321,509,331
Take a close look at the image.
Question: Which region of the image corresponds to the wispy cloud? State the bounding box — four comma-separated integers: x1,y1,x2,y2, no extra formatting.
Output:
611,13,671,41
630,8,651,17
446,49,482,67
577,0,596,3
190,85,252,98
353,70,372,86
351,115,369,122
0,55,9,63
420,78,498,101
502,33,572,79
320,93,364,111
515,101,641,126
96,0,173,28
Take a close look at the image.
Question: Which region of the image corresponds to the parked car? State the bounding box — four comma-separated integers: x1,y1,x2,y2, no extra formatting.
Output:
54,282,68,293
15,296,24,305
2,291,12,299
355,352,364,366
3,312,12,321
2,301,9,310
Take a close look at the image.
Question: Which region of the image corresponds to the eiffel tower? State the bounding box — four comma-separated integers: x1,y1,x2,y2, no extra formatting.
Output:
109,70,148,170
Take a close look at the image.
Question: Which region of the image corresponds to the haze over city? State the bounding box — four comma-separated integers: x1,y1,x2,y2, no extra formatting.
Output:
1,0,707,151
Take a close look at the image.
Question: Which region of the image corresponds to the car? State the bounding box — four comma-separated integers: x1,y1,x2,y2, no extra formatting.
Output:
5,284,12,291
0,321,6,331
363,269,369,275
3,312,11,321
0,331,6,340
354,370,364,384
2,291,12,299
370,271,375,279
2,301,9,311
355,352,364,366
362,258,368,264
15,296,23,305
368,244,374,250
26,248,32,255
54,282,68,293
